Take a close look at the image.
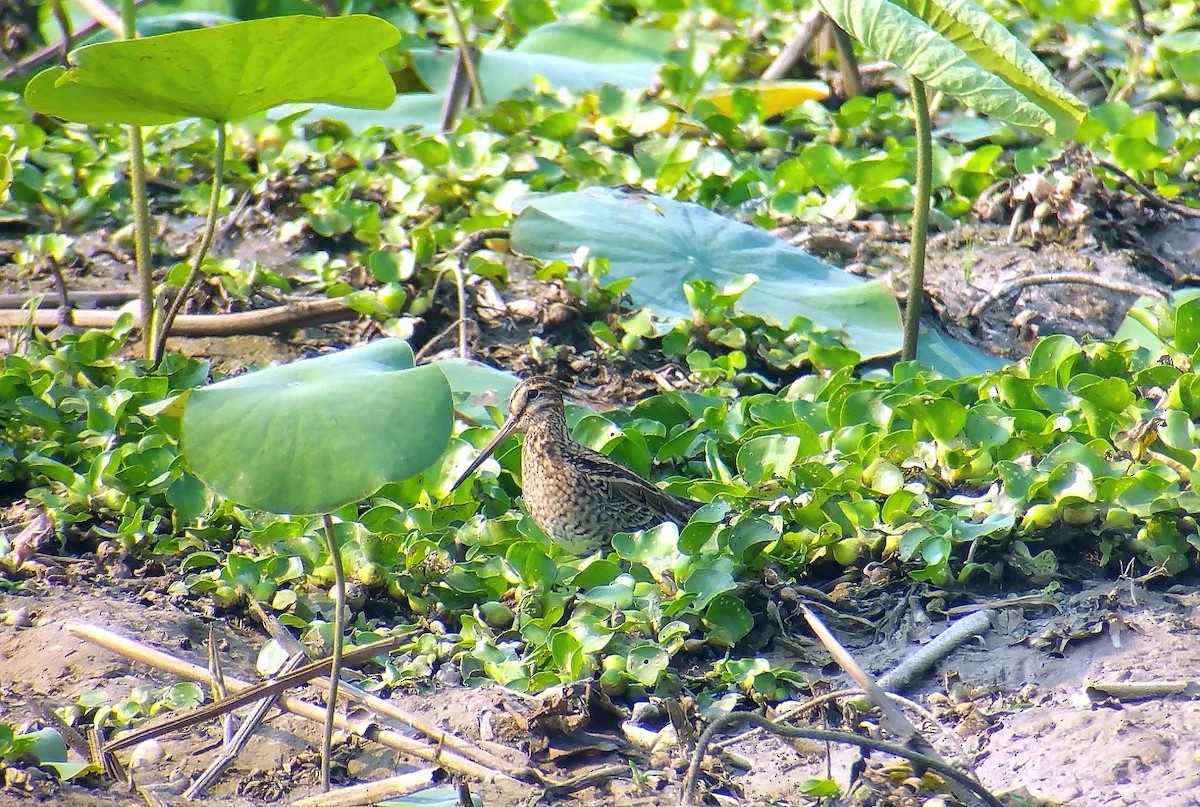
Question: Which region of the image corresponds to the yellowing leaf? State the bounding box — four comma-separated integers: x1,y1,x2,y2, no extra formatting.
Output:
695,80,829,118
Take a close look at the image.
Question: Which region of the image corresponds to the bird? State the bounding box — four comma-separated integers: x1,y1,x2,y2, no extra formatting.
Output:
450,376,704,555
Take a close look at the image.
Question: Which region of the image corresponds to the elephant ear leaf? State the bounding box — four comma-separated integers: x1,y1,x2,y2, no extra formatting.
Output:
815,0,1084,138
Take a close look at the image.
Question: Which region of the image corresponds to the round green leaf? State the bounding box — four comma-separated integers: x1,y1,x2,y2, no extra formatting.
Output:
0,155,11,200
181,339,452,514
437,359,520,423
166,473,207,523
25,15,399,124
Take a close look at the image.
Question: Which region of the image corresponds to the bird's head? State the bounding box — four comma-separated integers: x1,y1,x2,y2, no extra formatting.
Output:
503,375,565,430
449,375,565,492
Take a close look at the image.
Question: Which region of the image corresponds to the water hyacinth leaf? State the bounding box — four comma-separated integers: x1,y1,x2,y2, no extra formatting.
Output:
512,188,902,359
570,559,621,588
21,728,67,763
612,523,681,575
181,339,452,514
727,517,780,561
703,593,754,646
1074,377,1136,412
580,580,635,609
737,434,802,485
681,567,737,610
964,405,1015,446
815,0,1085,138
506,541,559,588
25,15,399,124
626,644,671,686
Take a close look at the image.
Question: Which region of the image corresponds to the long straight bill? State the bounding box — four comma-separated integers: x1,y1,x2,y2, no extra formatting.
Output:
449,416,520,491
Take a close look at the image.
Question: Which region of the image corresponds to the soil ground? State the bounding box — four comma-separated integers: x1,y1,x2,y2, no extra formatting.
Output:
4,171,1200,805
6,576,1200,805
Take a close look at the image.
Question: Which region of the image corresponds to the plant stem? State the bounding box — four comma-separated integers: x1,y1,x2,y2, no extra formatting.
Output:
152,122,227,368
120,0,155,360
902,77,932,363
319,512,346,793
444,0,483,106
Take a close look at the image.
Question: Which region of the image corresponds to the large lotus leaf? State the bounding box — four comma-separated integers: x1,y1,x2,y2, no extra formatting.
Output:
24,15,398,125
914,324,1007,376
293,45,658,133
513,18,674,63
182,339,452,514
816,0,1084,138
289,94,447,133
511,188,902,359
436,358,520,422
408,48,658,102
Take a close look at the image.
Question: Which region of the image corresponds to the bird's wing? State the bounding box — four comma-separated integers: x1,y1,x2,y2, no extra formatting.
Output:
568,446,703,526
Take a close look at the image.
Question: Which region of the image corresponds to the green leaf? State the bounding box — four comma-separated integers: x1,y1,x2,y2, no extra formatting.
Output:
25,15,399,124
166,474,207,523
512,188,902,359
436,359,521,423
681,567,737,610
815,0,1084,137
41,761,97,780
181,339,452,514
800,778,841,797
612,523,681,576
21,728,67,763
408,47,658,102
379,785,481,807
514,18,674,63
737,435,801,485
912,323,1007,376
579,581,635,609
626,644,670,686
703,593,754,646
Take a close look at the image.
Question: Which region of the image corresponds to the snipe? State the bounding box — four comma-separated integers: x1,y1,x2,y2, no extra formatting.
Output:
451,376,703,554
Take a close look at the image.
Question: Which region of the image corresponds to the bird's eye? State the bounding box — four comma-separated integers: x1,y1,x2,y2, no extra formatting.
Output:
527,388,542,400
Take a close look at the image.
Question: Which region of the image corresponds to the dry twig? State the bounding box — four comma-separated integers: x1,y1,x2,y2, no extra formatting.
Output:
1095,159,1200,219
70,624,517,783
0,297,354,334
291,769,438,807
966,271,1165,321
761,9,826,81
680,713,1004,807
100,632,408,753
876,610,991,693
183,651,308,798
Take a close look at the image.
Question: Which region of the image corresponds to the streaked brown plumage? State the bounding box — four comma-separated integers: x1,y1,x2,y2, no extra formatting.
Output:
451,376,703,554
